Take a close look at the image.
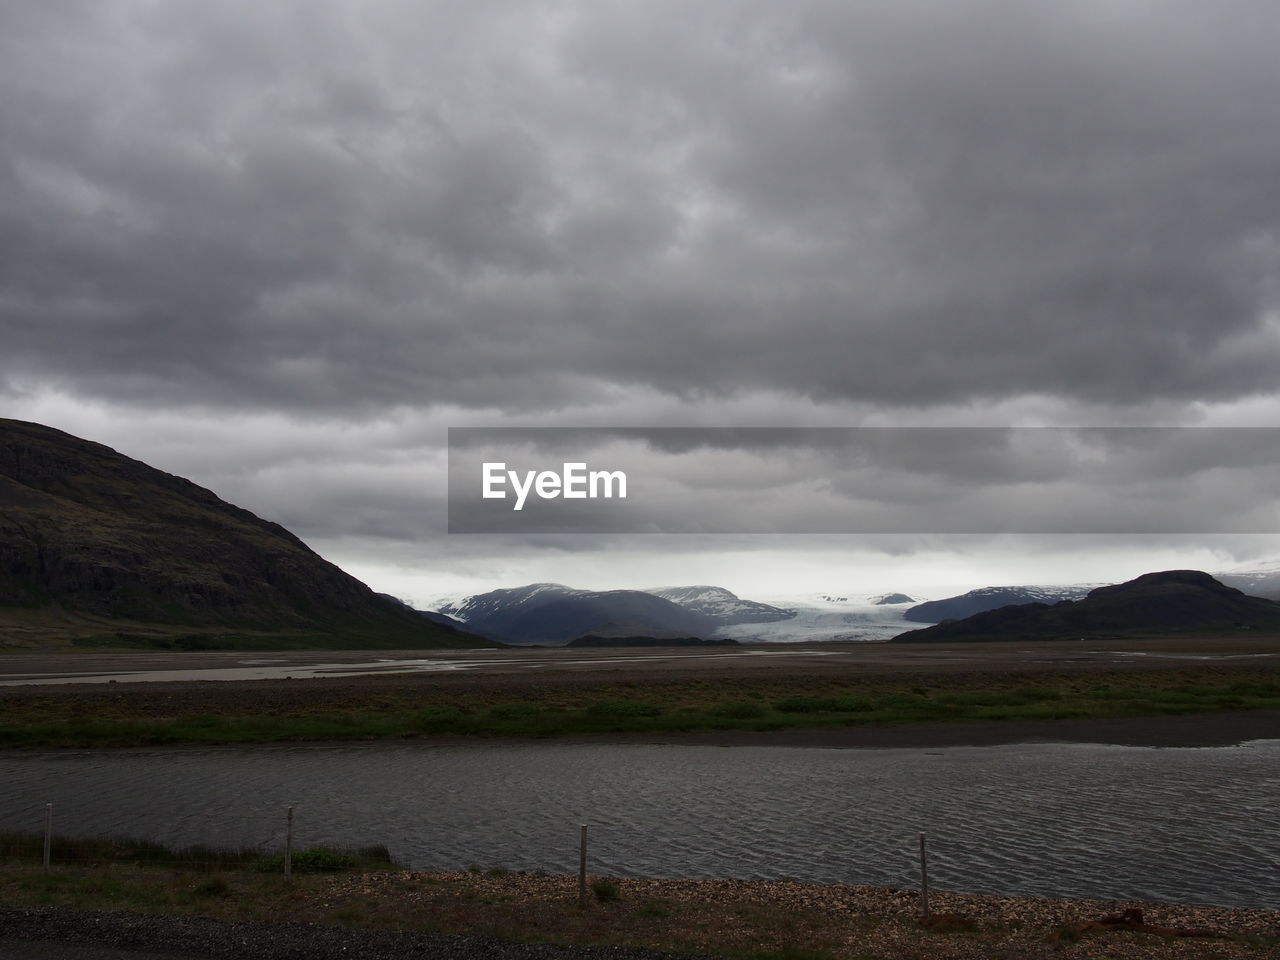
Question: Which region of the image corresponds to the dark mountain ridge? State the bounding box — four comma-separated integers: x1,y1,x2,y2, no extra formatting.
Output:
891,570,1280,643
0,419,486,649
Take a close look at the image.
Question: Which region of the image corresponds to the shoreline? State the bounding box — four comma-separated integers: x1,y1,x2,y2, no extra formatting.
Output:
392,870,1280,931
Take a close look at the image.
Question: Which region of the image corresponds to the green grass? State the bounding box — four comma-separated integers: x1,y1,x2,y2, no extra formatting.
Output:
0,830,398,873
591,877,621,903
1,673,1278,749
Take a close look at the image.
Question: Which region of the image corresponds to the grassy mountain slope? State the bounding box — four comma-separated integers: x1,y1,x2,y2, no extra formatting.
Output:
0,419,489,650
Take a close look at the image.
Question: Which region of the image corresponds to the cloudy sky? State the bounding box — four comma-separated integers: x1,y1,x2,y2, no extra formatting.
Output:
4,0,1280,605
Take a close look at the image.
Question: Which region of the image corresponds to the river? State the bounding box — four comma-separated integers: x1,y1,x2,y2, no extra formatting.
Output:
2,739,1275,909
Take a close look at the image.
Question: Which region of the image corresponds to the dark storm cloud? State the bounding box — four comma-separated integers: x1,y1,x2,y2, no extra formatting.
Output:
3,0,1280,415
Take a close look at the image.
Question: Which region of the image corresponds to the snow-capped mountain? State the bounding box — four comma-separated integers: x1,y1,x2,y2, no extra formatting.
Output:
434,582,579,623
1214,559,1280,601
429,582,798,643
902,584,1105,624
643,585,795,626
417,563,1280,644
430,582,715,644
427,584,932,644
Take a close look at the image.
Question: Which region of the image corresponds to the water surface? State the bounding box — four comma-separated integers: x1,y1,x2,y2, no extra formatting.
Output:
2,739,1275,909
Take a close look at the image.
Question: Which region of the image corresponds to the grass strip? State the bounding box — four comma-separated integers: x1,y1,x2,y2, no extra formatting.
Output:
0,672,1278,748
0,830,399,873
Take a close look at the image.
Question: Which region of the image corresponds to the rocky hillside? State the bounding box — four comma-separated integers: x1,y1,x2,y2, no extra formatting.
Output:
0,419,487,649
891,570,1280,643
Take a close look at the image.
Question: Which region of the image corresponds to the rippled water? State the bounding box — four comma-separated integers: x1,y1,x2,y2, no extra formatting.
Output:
1,740,1276,909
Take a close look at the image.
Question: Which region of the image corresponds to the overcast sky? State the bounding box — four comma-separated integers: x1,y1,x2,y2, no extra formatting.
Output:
4,0,1280,605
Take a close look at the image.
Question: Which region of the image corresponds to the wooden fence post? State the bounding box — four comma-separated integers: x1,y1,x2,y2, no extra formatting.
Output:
918,831,930,918
284,805,295,879
42,804,52,871
578,824,588,907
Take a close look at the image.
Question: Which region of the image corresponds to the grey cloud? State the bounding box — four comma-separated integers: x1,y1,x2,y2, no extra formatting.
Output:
3,0,1280,419
11,392,1276,596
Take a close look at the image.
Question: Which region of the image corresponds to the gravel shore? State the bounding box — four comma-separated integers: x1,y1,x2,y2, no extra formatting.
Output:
406,872,1277,936
3,872,1275,960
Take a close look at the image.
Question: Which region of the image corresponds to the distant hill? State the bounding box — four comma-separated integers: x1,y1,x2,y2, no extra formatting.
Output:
643,585,794,625
891,570,1280,643
436,582,717,644
871,593,915,605
903,584,1099,623
0,419,489,650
